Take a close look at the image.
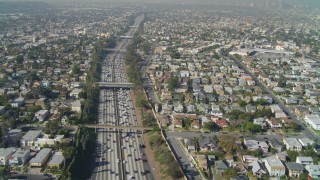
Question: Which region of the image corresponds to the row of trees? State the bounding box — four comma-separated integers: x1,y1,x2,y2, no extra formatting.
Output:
124,36,143,87
79,37,115,124
226,109,274,122
67,127,96,179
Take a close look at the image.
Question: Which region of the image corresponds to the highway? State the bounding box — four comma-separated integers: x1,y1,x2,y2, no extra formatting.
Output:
91,14,153,180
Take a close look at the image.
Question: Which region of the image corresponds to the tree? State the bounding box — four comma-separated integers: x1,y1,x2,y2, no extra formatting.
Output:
72,64,80,74
203,122,221,132
15,55,24,64
184,117,192,130
0,165,10,179
299,173,309,180
287,150,299,162
238,100,247,107
9,120,17,129
288,122,301,132
219,135,239,155
45,120,60,134
238,113,254,121
78,91,87,99
278,74,287,88
244,122,262,133
223,167,237,180
167,76,179,92
194,137,200,152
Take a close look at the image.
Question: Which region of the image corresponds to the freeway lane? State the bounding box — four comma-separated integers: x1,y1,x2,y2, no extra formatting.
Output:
92,14,154,180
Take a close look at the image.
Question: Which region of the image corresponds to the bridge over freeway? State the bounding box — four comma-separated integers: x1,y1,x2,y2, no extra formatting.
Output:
83,124,153,131
98,82,135,89
104,48,126,53
119,36,133,39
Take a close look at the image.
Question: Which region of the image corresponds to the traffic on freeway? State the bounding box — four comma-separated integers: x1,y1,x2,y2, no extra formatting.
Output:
91,15,153,180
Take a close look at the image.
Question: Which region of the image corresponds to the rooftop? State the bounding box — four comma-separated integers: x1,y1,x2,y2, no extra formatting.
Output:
21,130,42,141
285,162,304,171
264,156,284,168
48,152,64,165
0,148,16,158
296,156,313,162
284,138,302,147
11,148,30,158
29,148,51,164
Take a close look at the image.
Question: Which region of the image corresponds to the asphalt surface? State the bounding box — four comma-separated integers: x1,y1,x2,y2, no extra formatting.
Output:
91,15,154,180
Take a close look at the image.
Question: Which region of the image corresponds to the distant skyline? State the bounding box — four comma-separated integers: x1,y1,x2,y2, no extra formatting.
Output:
0,0,319,9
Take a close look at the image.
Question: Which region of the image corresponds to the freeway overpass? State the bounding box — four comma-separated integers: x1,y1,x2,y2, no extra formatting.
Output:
98,82,135,89
83,124,153,131
104,48,126,53
119,36,133,39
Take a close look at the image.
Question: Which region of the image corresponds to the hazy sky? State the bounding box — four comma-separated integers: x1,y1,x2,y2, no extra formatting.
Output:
0,0,319,9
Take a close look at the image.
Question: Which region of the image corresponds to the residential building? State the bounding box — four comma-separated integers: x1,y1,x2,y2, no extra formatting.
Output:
10,97,25,108
0,148,16,165
268,139,284,153
249,160,267,178
266,118,282,128
71,100,81,113
305,165,320,179
253,118,267,128
35,98,47,109
244,139,269,153
304,114,320,130
283,138,302,151
0,106,5,115
184,138,195,152
296,156,314,166
215,160,229,175
215,119,229,128
6,129,22,144
69,88,82,98
198,137,218,152
8,148,31,166
34,110,49,122
298,138,314,147
242,155,259,163
285,162,304,178
29,148,52,168
47,152,64,169
20,130,42,147
34,135,64,149
263,156,285,177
